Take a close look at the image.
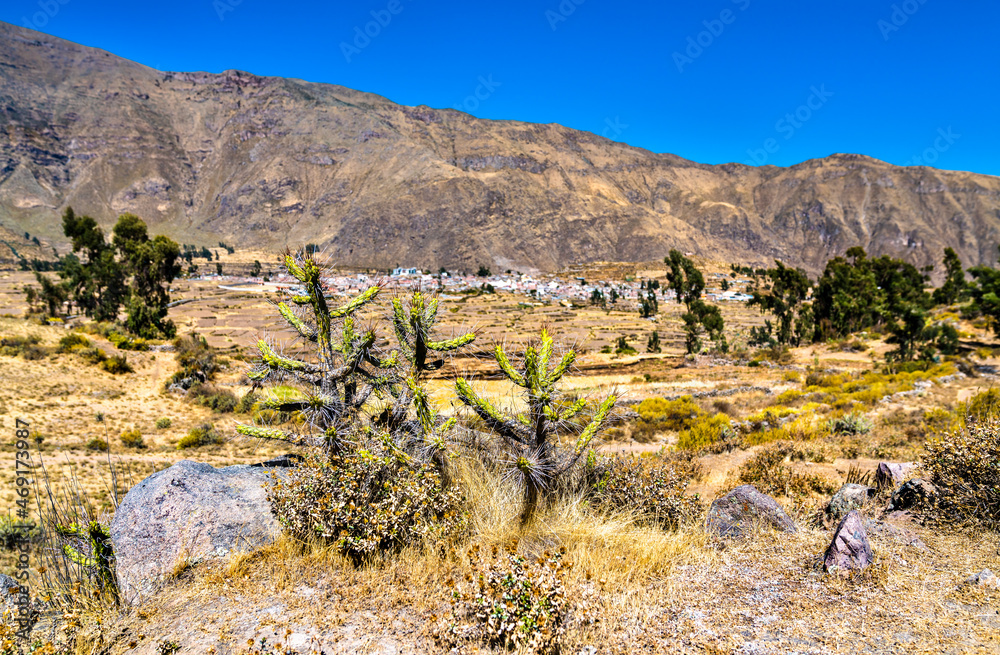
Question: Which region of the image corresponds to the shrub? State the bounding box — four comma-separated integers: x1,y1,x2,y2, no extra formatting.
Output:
57,333,91,353
921,420,1000,530
614,336,636,355
0,514,42,550
589,454,701,529
963,389,1000,421
438,544,570,654
745,406,797,432
189,383,238,413
155,417,172,429
775,389,804,405
236,391,259,414
108,331,149,351
735,442,837,498
100,354,132,374
677,413,732,450
1,334,49,360
170,333,218,385
85,437,108,452
177,424,223,449
119,427,145,449
826,412,873,436
637,396,703,431
79,346,108,365
268,446,467,561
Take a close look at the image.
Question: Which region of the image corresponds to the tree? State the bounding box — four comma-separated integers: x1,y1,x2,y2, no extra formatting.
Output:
112,215,181,338
932,247,968,306
748,261,813,346
664,250,724,353
251,260,262,277
33,272,68,317
216,263,223,276
476,265,491,277
646,331,661,353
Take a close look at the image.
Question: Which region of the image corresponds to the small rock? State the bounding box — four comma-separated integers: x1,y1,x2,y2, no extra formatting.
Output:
705,484,797,538
966,569,999,588
827,483,876,519
888,478,937,511
824,510,874,573
875,462,916,488
111,460,287,603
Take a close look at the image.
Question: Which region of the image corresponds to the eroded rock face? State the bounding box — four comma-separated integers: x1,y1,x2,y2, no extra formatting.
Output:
875,462,916,488
827,483,875,520
705,484,796,538
824,510,874,573
110,460,285,603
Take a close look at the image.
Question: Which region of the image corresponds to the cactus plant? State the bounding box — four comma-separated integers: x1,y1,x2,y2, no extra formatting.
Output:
455,329,617,523
54,520,117,602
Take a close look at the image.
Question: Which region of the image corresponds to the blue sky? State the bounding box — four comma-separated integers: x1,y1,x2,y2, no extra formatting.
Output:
4,0,998,175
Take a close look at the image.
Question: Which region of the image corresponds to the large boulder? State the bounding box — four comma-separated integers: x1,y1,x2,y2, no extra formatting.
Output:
827,483,875,519
874,462,916,488
111,460,286,603
705,484,796,538
887,478,937,512
824,510,874,573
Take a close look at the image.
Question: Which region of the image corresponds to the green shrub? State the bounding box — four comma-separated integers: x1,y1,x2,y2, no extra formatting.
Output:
170,333,218,385
79,346,108,365
189,383,238,413
109,331,149,351
268,445,467,561
100,354,132,374
589,454,701,529
119,427,145,449
922,420,1000,530
636,396,704,431
57,333,91,353
155,417,172,429
86,437,108,452
0,514,43,550
677,413,732,450
826,412,873,436
235,391,259,414
438,544,569,654
963,389,1000,421
614,336,636,355
177,424,223,449
1,334,49,360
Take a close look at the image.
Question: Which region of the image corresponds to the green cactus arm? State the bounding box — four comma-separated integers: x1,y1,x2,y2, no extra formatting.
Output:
523,346,540,393
257,340,316,373
63,544,96,567
455,378,529,444
494,344,527,387
247,368,269,383
258,398,309,413
427,333,476,352
285,255,306,281
330,285,380,319
277,303,316,341
291,294,312,306
537,329,553,374
423,296,439,326
572,393,617,454
559,397,588,420
54,523,81,537
547,350,577,386
236,423,299,443
407,378,435,434
392,298,411,348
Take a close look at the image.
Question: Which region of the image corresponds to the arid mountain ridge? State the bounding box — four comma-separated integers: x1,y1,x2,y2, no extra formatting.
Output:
2,21,999,277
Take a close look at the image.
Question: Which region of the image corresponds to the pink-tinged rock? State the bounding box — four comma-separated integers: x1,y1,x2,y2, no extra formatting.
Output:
875,462,916,488
705,484,796,538
824,510,873,573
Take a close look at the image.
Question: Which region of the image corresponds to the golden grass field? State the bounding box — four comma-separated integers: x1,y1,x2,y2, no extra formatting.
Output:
0,260,998,654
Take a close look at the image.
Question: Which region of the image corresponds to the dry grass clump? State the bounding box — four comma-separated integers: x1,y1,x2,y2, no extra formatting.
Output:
734,442,838,499
119,427,145,449
0,333,49,359
588,454,702,530
922,419,1000,530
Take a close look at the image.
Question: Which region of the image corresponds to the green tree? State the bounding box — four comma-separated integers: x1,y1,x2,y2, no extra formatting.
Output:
932,247,968,306
112,215,181,338
664,250,724,353
748,261,813,346
647,330,661,353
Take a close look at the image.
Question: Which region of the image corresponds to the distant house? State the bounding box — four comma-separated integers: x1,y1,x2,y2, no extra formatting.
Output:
392,267,419,276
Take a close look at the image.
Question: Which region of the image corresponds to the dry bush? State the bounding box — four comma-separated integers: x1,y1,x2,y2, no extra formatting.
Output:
735,442,837,498
826,411,873,436
268,444,467,562
119,427,145,449
100,354,132,374
676,413,732,450
922,420,1000,530
57,332,91,353
0,333,49,359
588,454,702,530
188,382,238,413
633,396,703,441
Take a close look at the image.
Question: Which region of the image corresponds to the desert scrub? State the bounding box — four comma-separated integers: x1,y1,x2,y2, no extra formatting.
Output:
0,334,49,359
826,411,873,435
188,382,238,413
108,330,149,351
85,437,108,452
921,420,1000,530
176,424,223,449
676,413,732,450
589,454,701,529
962,389,1000,421
269,442,467,561
100,354,132,374
155,417,172,429
437,543,575,655
169,333,219,386
633,396,704,441
735,442,837,498
57,332,91,353
119,427,145,449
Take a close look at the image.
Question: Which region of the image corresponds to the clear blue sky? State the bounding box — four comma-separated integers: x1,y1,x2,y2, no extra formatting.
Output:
4,0,998,175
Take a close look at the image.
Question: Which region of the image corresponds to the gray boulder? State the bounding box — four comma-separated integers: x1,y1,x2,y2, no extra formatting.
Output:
827,483,875,519
111,460,286,603
966,569,999,588
705,484,796,538
874,462,916,488
824,510,873,573
887,478,937,512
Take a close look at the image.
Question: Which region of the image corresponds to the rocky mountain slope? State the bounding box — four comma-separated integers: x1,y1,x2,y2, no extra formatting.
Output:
2,21,999,276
